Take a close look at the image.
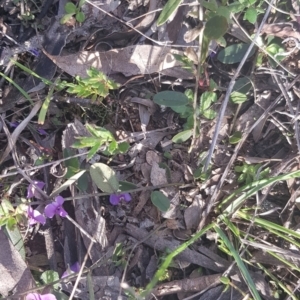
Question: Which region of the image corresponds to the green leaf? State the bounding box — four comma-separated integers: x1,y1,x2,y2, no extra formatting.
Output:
216,6,231,23
6,217,17,230
229,131,242,144
41,270,60,289
153,91,189,107
244,7,257,24
204,15,228,40
63,148,80,179
202,108,217,119
200,91,217,111
199,0,218,11
108,140,118,154
171,105,188,115
76,11,85,23
1,199,14,214
118,142,130,153
79,0,86,7
230,91,247,104
77,171,89,192
50,170,86,198
217,43,256,64
90,163,119,193
157,0,182,26
220,276,230,285
232,77,252,94
151,191,170,212
214,226,262,300
87,141,101,160
86,124,114,140
4,225,25,260
65,2,77,14
119,181,138,191
72,137,102,148
172,129,192,143
60,13,74,24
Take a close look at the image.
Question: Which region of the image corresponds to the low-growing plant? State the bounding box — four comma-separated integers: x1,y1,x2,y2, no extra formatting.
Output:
153,86,218,144
62,67,119,102
71,123,130,160
234,163,270,185
61,0,86,24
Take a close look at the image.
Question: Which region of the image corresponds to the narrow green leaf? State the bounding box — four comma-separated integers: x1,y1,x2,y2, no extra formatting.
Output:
90,163,119,193
151,191,170,212
0,72,33,105
172,129,192,143
214,225,262,300
154,91,189,107
141,224,213,297
87,141,101,160
157,0,182,26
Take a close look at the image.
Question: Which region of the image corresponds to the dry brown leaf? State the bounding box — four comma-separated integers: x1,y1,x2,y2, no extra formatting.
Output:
44,45,193,79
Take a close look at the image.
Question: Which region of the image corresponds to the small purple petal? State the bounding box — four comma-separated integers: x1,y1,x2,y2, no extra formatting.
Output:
27,206,46,226
62,262,81,278
55,196,64,206
37,128,48,135
29,48,40,57
26,293,42,300
26,293,57,300
57,206,68,217
44,203,56,218
44,196,68,218
9,121,19,128
123,193,131,202
109,194,120,205
27,181,45,199
70,261,80,272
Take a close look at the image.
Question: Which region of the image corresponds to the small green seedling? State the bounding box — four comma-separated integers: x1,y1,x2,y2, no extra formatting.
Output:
234,163,270,185
62,67,119,102
61,0,86,24
72,124,129,160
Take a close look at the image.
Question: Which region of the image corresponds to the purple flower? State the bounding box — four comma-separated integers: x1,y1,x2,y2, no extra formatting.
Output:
62,261,80,278
26,293,57,300
27,206,46,226
37,128,48,135
27,181,45,199
44,196,68,218
9,121,19,128
109,193,131,205
29,48,40,57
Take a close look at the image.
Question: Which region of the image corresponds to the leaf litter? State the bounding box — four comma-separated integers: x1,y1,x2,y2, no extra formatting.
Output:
1,0,300,299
